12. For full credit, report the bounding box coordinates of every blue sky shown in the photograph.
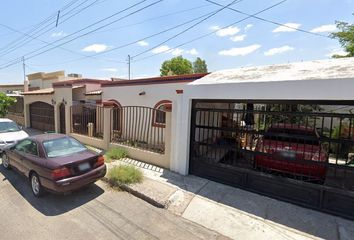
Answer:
[0,0,353,84]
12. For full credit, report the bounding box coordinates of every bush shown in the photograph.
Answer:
[105,147,128,162]
[107,165,143,185]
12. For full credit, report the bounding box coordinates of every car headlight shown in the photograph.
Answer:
[0,141,6,145]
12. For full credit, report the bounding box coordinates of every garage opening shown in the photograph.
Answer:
[29,101,55,132]
[190,99,354,219]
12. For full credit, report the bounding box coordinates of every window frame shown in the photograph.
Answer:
[152,100,172,128]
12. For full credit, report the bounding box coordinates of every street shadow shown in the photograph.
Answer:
[0,166,104,216]
[159,169,354,240]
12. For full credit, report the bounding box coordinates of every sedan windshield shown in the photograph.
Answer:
[43,137,87,158]
[0,121,20,133]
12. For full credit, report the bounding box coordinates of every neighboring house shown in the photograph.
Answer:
[26,71,82,91]
[22,78,109,133]
[0,84,24,93]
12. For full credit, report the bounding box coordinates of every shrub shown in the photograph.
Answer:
[105,147,128,162]
[107,165,143,185]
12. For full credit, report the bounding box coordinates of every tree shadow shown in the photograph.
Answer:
[0,166,104,216]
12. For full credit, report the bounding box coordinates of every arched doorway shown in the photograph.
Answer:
[29,101,55,132]
[59,103,66,134]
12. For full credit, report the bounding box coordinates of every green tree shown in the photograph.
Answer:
[331,18,354,58]
[193,57,208,73]
[160,56,193,76]
[0,92,16,117]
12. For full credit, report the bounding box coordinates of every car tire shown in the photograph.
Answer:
[2,153,11,170]
[30,173,45,198]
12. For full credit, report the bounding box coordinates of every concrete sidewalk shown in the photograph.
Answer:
[107,159,354,240]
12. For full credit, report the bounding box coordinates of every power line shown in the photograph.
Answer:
[92,3,213,34]
[132,0,242,59]
[26,5,222,67]
[0,23,125,65]
[205,0,331,39]
[0,0,161,69]
[132,0,287,62]
[0,0,82,53]
[0,0,101,57]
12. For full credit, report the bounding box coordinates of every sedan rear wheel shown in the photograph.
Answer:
[30,173,44,197]
[2,153,10,170]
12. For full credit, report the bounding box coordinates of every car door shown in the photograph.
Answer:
[20,139,42,177]
[8,139,30,173]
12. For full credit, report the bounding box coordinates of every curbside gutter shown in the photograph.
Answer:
[102,177,167,209]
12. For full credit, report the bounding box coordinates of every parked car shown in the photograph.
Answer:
[254,124,328,181]
[0,118,28,153]
[2,134,106,197]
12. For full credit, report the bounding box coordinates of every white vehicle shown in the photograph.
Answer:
[0,119,28,152]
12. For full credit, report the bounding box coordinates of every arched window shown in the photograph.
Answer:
[153,100,172,127]
[109,99,122,132]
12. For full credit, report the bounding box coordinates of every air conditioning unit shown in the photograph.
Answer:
[67,73,82,78]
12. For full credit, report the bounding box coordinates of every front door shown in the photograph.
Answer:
[59,103,66,134]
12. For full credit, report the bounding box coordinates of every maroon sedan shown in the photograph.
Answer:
[2,134,106,197]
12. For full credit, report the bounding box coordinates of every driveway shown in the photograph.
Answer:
[0,166,226,240]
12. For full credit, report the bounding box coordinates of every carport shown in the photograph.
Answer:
[173,57,354,219]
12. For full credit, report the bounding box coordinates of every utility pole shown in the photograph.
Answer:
[127,55,131,80]
[22,56,26,81]
[22,56,28,92]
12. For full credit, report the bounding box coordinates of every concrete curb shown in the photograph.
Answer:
[102,177,166,209]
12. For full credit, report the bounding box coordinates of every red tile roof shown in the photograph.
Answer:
[103,73,209,87]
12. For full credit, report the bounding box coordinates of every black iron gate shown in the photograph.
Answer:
[59,103,66,134]
[190,99,354,220]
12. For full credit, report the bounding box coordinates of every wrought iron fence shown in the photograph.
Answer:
[71,104,104,139]
[111,106,166,154]
[191,100,354,191]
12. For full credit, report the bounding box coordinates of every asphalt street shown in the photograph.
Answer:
[0,165,226,240]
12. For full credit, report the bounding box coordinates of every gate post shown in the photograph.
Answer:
[102,105,113,150]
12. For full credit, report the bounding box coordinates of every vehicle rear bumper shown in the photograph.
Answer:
[42,164,107,193]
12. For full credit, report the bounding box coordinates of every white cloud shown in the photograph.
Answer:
[151,45,171,54]
[171,48,184,56]
[186,48,199,55]
[137,40,149,46]
[230,34,246,42]
[100,68,118,72]
[310,24,337,33]
[264,45,294,56]
[244,24,253,31]
[211,25,240,37]
[219,44,261,56]
[326,48,347,57]
[51,31,67,37]
[82,44,109,53]
[272,23,301,33]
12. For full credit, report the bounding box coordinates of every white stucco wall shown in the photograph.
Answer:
[102,82,187,173]
[174,77,354,175]
[102,82,185,107]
